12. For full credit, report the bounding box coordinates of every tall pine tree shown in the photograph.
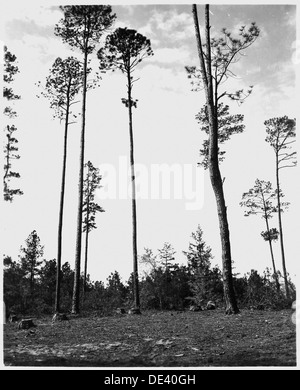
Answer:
[3,46,23,201]
[240,179,288,292]
[98,27,153,312]
[37,56,84,313]
[55,6,116,314]
[264,116,296,300]
[189,5,259,313]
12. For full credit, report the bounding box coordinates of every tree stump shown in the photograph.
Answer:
[128,308,141,315]
[18,319,36,330]
[52,313,69,322]
[206,301,216,310]
[116,308,126,314]
[189,305,202,312]
[9,314,19,323]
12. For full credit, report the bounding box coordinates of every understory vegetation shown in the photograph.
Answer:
[4,253,295,318]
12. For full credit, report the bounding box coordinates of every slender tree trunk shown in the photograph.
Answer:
[193,4,239,314]
[30,271,34,305]
[83,222,89,301]
[127,71,140,311]
[276,153,290,299]
[159,294,163,311]
[72,50,88,314]
[264,217,280,292]
[192,4,239,314]
[55,81,71,314]
[83,165,90,301]
[209,169,238,314]
[260,189,280,292]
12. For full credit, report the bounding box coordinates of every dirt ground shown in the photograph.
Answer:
[3,308,296,368]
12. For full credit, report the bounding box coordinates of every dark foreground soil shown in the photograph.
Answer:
[3,309,296,368]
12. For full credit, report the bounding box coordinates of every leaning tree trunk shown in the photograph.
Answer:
[127,71,140,311]
[72,50,88,314]
[275,153,290,300]
[263,210,280,292]
[55,81,71,314]
[208,157,239,314]
[192,4,239,314]
[266,224,280,292]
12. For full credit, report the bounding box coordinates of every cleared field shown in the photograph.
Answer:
[3,309,296,367]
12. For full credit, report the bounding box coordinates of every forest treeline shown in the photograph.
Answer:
[3,5,297,317]
[3,226,295,318]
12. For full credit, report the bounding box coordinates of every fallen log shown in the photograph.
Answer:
[18,319,36,330]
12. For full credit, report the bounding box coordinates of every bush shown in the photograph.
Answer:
[235,268,296,310]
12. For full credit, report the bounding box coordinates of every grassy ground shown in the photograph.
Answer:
[3,308,296,367]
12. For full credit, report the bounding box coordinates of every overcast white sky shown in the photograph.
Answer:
[1,1,299,287]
